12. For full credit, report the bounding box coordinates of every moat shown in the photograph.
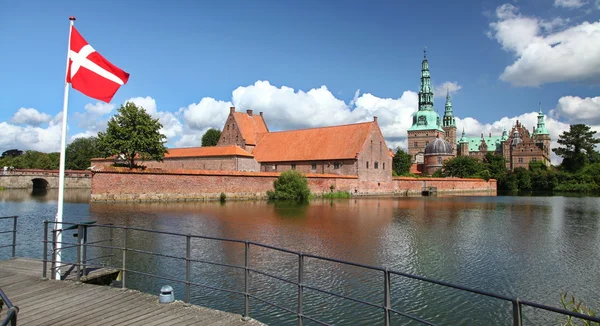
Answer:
[1,189,599,325]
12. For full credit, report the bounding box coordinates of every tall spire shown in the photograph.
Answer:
[459,127,467,143]
[534,101,549,135]
[418,46,434,111]
[443,88,456,127]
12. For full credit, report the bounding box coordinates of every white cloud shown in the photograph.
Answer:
[10,108,51,126]
[434,82,462,98]
[550,95,600,125]
[488,4,600,86]
[0,119,63,153]
[74,102,115,135]
[84,102,114,116]
[554,0,587,8]
[126,96,183,140]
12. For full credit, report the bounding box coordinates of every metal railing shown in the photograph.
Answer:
[0,287,19,326]
[0,216,17,258]
[42,221,600,326]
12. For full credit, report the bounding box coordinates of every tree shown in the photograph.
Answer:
[482,153,508,180]
[267,170,311,201]
[97,102,168,168]
[10,150,56,169]
[440,156,484,178]
[66,137,102,170]
[201,128,222,147]
[1,149,23,159]
[392,147,413,176]
[553,124,600,172]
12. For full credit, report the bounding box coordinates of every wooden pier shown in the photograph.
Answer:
[0,258,265,326]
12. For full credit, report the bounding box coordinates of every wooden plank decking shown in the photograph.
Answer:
[0,258,266,326]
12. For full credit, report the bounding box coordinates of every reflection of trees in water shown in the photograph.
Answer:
[272,201,309,219]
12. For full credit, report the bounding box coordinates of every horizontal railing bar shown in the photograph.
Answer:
[302,284,382,310]
[0,244,15,249]
[0,230,14,234]
[388,308,436,325]
[389,269,513,302]
[0,216,17,219]
[124,269,244,296]
[188,257,244,271]
[84,239,113,245]
[248,294,300,317]
[123,247,186,261]
[84,254,115,262]
[248,241,302,255]
[520,299,600,323]
[248,268,297,286]
[303,253,386,272]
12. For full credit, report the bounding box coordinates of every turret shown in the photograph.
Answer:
[534,102,550,136]
[458,128,469,156]
[442,89,457,155]
[418,48,434,111]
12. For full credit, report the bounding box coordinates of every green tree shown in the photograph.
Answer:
[267,170,311,201]
[10,150,55,169]
[201,128,222,147]
[392,147,413,176]
[553,124,600,172]
[440,156,483,178]
[66,137,102,170]
[97,102,168,168]
[1,149,23,159]
[483,153,508,180]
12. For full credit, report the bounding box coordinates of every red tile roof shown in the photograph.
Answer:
[165,145,253,158]
[233,112,268,145]
[253,122,374,162]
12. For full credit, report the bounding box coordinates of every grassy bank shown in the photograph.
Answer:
[311,191,352,199]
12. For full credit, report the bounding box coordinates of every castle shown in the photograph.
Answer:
[407,50,551,175]
[93,50,551,178]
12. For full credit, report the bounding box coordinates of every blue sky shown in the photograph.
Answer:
[1,0,599,162]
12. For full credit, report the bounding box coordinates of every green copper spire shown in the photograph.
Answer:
[418,47,434,111]
[534,102,549,135]
[443,89,456,128]
[409,48,443,132]
[459,128,468,143]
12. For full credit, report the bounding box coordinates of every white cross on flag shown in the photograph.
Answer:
[67,26,129,103]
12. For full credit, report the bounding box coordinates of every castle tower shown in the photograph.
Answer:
[458,128,469,156]
[533,102,551,166]
[442,89,457,155]
[407,48,445,163]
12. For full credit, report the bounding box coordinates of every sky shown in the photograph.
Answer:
[1,0,599,164]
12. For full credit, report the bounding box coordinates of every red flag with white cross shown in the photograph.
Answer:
[67,26,130,103]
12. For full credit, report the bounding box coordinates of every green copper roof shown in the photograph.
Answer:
[459,128,468,143]
[408,110,444,131]
[501,128,508,141]
[463,136,503,152]
[443,89,456,128]
[534,103,549,135]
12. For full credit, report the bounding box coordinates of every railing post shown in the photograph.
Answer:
[82,225,88,276]
[298,253,304,326]
[108,224,114,268]
[121,227,128,289]
[42,220,48,280]
[243,241,250,321]
[185,235,191,304]
[384,269,391,326]
[512,299,522,326]
[11,216,17,258]
[51,229,58,280]
[76,224,82,282]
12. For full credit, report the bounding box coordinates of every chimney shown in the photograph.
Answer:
[489,132,491,137]
[229,107,235,113]
[246,109,253,116]
[373,116,378,123]
[259,112,263,117]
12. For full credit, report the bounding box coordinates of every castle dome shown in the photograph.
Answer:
[425,136,453,155]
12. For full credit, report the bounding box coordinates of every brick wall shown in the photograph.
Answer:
[92,156,260,172]
[217,110,245,148]
[357,121,393,183]
[91,169,496,202]
[260,159,357,175]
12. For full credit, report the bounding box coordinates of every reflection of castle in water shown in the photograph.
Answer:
[0,188,91,203]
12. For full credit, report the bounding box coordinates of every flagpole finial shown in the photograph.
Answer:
[69,16,76,21]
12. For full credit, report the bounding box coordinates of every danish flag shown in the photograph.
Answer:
[67,26,129,103]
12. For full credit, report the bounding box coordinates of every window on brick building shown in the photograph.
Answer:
[437,157,442,165]
[375,162,379,169]
[291,164,296,170]
[366,161,369,169]
[383,162,385,170]
[227,125,229,130]
[518,158,523,163]
[273,165,277,170]
[236,135,238,142]
[311,163,317,170]
[414,142,418,147]
[425,141,429,146]
[333,162,340,169]
[531,157,537,163]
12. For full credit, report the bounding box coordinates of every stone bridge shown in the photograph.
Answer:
[0,169,91,189]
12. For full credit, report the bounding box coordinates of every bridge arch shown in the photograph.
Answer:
[32,178,49,189]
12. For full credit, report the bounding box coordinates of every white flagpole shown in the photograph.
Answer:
[54,16,76,281]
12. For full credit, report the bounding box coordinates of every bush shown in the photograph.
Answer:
[267,170,311,201]
[560,292,599,326]
[220,192,226,202]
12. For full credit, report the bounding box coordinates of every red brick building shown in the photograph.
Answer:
[92,107,392,184]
